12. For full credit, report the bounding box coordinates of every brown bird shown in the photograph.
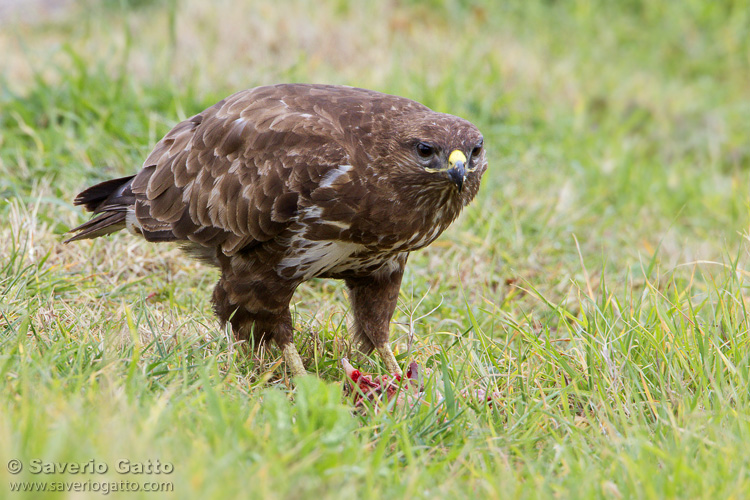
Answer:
[66,84,487,377]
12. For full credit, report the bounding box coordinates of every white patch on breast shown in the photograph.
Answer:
[319,164,353,188]
[278,237,365,280]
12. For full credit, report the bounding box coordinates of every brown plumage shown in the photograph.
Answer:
[67,83,487,376]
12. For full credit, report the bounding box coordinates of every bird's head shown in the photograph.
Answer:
[411,134,485,196]
[377,111,487,210]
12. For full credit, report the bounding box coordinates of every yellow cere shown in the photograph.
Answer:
[449,150,467,166]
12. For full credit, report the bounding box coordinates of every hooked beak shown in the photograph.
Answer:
[448,150,467,193]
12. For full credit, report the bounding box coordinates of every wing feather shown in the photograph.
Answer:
[127,83,430,255]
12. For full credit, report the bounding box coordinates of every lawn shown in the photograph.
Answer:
[1,0,750,498]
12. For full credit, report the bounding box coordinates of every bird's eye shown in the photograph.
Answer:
[416,142,435,158]
[471,140,483,158]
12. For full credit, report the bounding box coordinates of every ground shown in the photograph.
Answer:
[1,0,750,498]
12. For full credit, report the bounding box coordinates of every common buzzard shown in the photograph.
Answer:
[66,84,487,377]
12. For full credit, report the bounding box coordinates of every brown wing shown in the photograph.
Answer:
[129,85,355,255]
[128,84,434,255]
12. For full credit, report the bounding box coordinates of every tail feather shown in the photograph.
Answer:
[65,175,136,243]
[73,175,135,211]
[64,211,127,242]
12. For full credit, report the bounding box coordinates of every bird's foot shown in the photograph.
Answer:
[280,342,307,377]
[375,343,402,376]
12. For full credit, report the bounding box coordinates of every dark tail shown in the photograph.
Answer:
[65,175,136,243]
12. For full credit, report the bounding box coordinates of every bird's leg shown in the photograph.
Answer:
[254,308,308,378]
[279,341,307,378]
[375,344,401,375]
[213,276,306,377]
[345,256,407,376]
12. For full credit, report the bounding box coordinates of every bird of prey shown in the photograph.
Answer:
[66,84,487,377]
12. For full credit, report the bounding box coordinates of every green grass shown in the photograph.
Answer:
[2,0,750,498]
